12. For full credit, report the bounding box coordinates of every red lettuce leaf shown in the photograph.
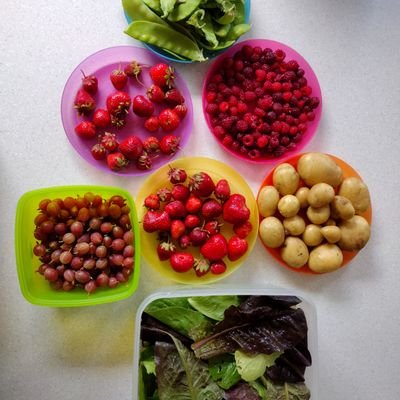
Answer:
[224,382,260,400]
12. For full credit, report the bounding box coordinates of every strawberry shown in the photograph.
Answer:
[227,236,248,261]
[165,88,184,106]
[168,167,187,184]
[157,241,176,261]
[210,260,227,275]
[164,200,186,219]
[136,152,152,170]
[124,60,143,82]
[185,195,202,214]
[74,89,95,115]
[91,143,106,160]
[204,220,221,236]
[110,114,126,128]
[160,135,180,155]
[147,84,164,103]
[190,227,209,247]
[222,194,250,224]
[233,220,253,239]
[214,179,231,202]
[174,104,188,120]
[194,258,210,277]
[107,152,128,171]
[132,95,154,118]
[143,136,160,153]
[171,219,185,240]
[144,194,160,210]
[149,63,175,89]
[144,116,160,133]
[101,132,119,151]
[106,91,131,116]
[81,71,98,94]
[184,214,201,229]
[157,187,172,202]
[92,109,111,128]
[118,136,143,160]
[143,210,171,232]
[189,172,215,197]
[74,121,96,139]
[172,184,190,202]
[110,65,127,90]
[201,234,228,261]
[170,252,194,273]
[201,199,222,220]
[178,234,191,249]
[158,109,180,131]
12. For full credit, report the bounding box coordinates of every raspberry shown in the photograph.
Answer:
[228,95,238,106]
[242,134,254,147]
[211,73,223,84]
[248,149,261,159]
[286,60,299,71]
[266,111,277,123]
[258,123,271,134]
[255,69,266,81]
[270,136,280,148]
[237,102,248,114]
[302,86,312,96]
[252,131,261,141]
[271,121,282,132]
[280,136,290,146]
[258,96,273,110]
[230,106,238,116]
[293,90,302,99]
[274,146,287,157]
[222,134,234,147]
[281,122,290,134]
[283,92,292,102]
[236,120,249,133]
[307,111,315,121]
[206,103,218,115]
[213,126,225,138]
[266,72,276,81]
[272,82,282,92]
[219,102,229,113]
[241,44,253,58]
[299,113,308,123]
[274,49,286,61]
[298,123,307,133]
[254,87,264,98]
[206,91,216,102]
[293,133,302,143]
[263,81,273,92]
[243,66,253,78]
[282,82,292,92]
[231,86,241,96]
[254,107,266,118]
[222,57,234,69]
[231,141,240,151]
[289,126,298,135]
[244,91,257,102]
[256,135,268,149]
[221,116,236,130]
[234,60,244,71]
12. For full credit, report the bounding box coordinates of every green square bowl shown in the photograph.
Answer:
[15,185,140,307]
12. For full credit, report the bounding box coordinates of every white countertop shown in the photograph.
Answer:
[1,0,400,399]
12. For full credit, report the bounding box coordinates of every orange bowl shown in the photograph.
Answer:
[257,153,372,274]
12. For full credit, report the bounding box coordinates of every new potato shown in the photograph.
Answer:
[283,215,306,236]
[259,217,285,248]
[338,177,371,213]
[306,205,330,225]
[338,215,371,251]
[302,224,323,247]
[295,187,310,208]
[330,196,355,220]
[257,186,280,218]
[307,183,335,208]
[272,163,300,195]
[321,226,341,243]
[278,195,300,218]
[308,244,343,273]
[281,237,309,268]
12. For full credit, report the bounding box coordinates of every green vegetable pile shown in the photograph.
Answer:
[138,295,312,399]
[122,0,251,61]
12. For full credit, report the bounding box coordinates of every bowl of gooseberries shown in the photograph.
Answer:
[15,186,140,307]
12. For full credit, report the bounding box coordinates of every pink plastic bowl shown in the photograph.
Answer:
[61,46,193,175]
[202,39,322,164]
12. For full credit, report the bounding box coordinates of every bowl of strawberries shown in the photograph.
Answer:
[136,157,259,284]
[61,45,193,175]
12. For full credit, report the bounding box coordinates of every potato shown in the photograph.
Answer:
[281,237,309,268]
[321,226,342,243]
[302,224,323,246]
[272,163,300,195]
[338,215,371,251]
[325,219,337,226]
[338,177,371,213]
[278,195,300,218]
[306,205,330,224]
[258,186,280,217]
[308,244,343,273]
[307,183,335,208]
[297,153,343,187]
[283,215,306,236]
[259,217,285,248]
[295,187,310,208]
[330,195,355,220]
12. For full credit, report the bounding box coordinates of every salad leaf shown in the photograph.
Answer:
[208,354,241,389]
[249,380,268,399]
[260,377,311,400]
[235,350,281,382]
[188,295,240,321]
[224,382,261,400]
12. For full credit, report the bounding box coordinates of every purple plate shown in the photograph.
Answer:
[61,46,193,175]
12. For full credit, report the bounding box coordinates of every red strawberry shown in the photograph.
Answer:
[143,136,160,153]
[171,219,185,240]
[201,199,222,220]
[158,109,180,131]
[214,179,231,202]
[168,167,187,184]
[74,121,96,139]
[210,260,227,275]
[157,187,172,202]
[178,234,191,249]
[201,234,228,261]
[144,116,159,132]
[165,88,184,106]
[222,194,250,224]
[110,114,126,128]
[92,109,111,128]
[110,66,127,90]
[144,194,160,210]
[204,220,221,236]
[157,241,176,261]
[189,172,215,197]
[170,252,194,273]
[194,258,210,277]
[147,84,164,103]
[190,227,209,247]
[81,71,98,94]
[124,60,143,82]
[91,143,107,160]
[132,95,154,117]
[74,89,95,115]
[101,132,119,151]
[185,195,202,214]
[119,136,143,160]
[149,63,175,89]
[164,200,186,218]
[184,214,201,229]
[160,135,180,155]
[172,184,190,202]
[107,152,128,171]
[136,152,152,170]
[233,220,253,239]
[106,91,131,116]
[143,210,171,232]
[227,236,248,261]
[174,104,188,120]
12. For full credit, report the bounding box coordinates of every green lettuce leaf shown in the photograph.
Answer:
[188,295,240,321]
[260,377,311,400]
[208,354,241,389]
[249,380,268,399]
[235,350,281,382]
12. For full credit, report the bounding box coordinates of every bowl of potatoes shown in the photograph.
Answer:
[257,152,372,274]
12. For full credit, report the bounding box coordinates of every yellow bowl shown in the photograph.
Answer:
[136,157,259,284]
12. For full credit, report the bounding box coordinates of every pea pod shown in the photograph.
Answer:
[124,20,206,61]
[160,0,178,17]
[233,0,246,23]
[215,8,236,25]
[142,0,162,13]
[190,12,219,48]
[122,0,167,26]
[168,0,202,22]
[226,23,250,40]
[202,39,235,51]
[214,23,231,37]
